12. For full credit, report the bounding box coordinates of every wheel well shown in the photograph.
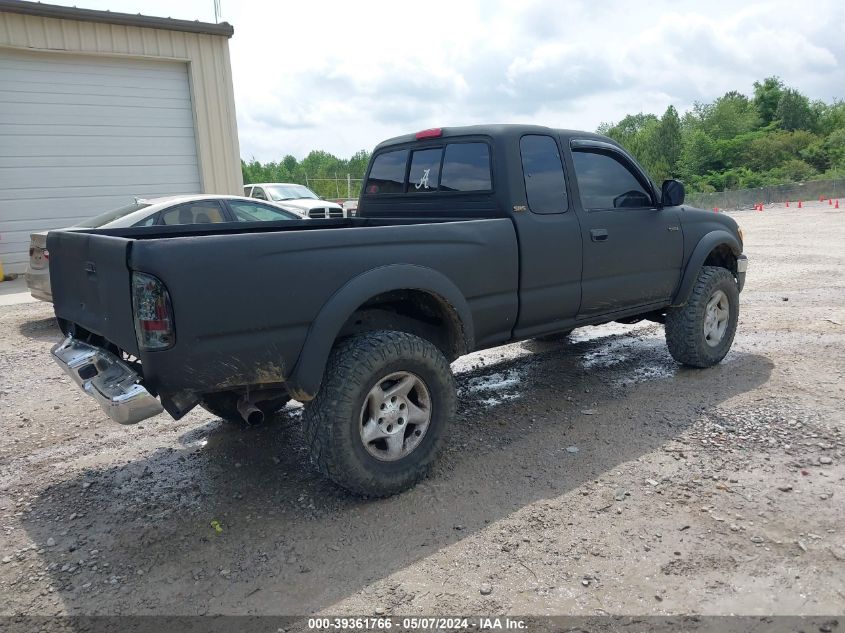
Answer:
[337,289,467,361]
[703,244,737,274]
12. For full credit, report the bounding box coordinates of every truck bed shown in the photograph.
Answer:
[48,216,520,413]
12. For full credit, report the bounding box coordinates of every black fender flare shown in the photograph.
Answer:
[671,230,742,306]
[286,264,475,400]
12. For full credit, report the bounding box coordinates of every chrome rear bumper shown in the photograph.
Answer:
[51,336,163,425]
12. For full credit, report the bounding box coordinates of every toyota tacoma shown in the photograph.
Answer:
[47,125,748,497]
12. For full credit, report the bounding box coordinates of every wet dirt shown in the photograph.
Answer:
[0,203,843,617]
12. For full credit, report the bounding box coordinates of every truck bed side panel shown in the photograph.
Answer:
[128,219,518,400]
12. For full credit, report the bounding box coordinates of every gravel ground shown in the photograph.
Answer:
[0,203,843,618]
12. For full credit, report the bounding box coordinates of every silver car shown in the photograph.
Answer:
[26,195,299,302]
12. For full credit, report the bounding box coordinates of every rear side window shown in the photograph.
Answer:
[440,143,491,192]
[366,149,408,194]
[160,200,226,225]
[229,200,296,222]
[520,135,568,214]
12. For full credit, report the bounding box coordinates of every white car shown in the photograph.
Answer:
[244,183,346,218]
[26,195,299,302]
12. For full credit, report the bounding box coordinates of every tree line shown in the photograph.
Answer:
[242,77,845,196]
[599,77,845,192]
[241,150,371,200]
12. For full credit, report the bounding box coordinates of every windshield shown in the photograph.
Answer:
[77,202,151,228]
[265,184,319,201]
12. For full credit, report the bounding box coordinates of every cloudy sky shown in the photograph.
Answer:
[47,0,845,161]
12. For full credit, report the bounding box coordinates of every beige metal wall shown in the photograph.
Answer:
[0,10,243,195]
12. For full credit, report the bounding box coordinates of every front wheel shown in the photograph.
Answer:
[302,331,456,497]
[665,266,739,367]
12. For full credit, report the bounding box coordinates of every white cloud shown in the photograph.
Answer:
[43,0,845,160]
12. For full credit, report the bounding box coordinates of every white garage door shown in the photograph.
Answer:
[0,48,201,274]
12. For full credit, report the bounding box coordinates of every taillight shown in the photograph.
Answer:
[131,272,175,350]
[43,249,49,260]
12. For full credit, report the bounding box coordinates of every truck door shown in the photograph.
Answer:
[511,134,583,338]
[566,141,683,316]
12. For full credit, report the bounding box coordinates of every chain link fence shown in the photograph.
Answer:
[292,175,844,210]
[303,175,364,201]
[686,178,843,210]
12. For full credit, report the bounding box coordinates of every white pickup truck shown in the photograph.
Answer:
[244,183,346,219]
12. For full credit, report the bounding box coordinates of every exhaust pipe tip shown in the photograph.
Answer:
[236,396,265,426]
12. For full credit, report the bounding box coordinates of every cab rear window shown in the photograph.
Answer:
[408,148,441,193]
[365,149,407,194]
[365,142,491,194]
[440,143,491,192]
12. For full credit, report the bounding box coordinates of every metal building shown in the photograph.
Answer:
[0,0,242,274]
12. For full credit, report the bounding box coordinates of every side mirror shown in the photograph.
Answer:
[661,179,685,207]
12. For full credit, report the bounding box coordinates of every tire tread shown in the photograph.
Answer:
[665,265,738,367]
[302,331,455,497]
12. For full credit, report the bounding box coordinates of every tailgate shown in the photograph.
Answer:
[47,230,139,354]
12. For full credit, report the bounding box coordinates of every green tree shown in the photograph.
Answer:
[241,150,371,199]
[753,76,785,125]
[699,91,760,140]
[656,105,682,176]
[775,88,816,131]
[677,129,719,179]
[740,130,817,171]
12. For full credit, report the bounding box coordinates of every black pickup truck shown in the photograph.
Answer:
[48,124,747,496]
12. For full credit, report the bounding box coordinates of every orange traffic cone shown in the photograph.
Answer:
[819,194,825,202]
[713,207,718,213]
[836,199,840,209]
[798,200,803,209]
[786,200,790,207]
[829,198,833,205]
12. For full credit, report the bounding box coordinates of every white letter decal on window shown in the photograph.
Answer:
[415,168,431,190]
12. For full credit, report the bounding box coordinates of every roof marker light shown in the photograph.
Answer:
[415,128,442,140]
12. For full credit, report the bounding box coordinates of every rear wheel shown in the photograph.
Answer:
[200,392,290,425]
[665,266,739,367]
[302,330,456,497]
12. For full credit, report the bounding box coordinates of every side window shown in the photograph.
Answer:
[160,200,226,225]
[365,149,408,194]
[243,186,252,197]
[520,135,568,214]
[572,150,653,210]
[440,143,491,192]
[229,200,295,222]
[407,148,442,193]
[251,187,268,201]
[134,214,158,227]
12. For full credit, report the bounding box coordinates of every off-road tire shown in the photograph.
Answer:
[200,392,290,425]
[665,266,739,367]
[302,331,456,497]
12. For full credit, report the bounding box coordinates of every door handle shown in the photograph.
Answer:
[590,229,609,242]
